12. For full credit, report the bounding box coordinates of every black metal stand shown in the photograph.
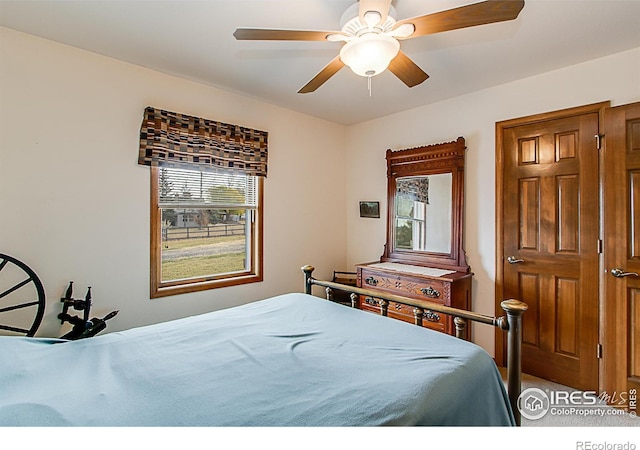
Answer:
[58,282,118,340]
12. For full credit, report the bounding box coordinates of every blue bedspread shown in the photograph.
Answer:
[0,293,514,426]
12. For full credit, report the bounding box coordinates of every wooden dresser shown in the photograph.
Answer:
[361,138,472,337]
[356,262,472,338]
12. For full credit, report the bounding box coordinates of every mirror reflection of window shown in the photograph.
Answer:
[394,174,452,253]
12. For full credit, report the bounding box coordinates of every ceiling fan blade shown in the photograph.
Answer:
[388,51,429,88]
[393,0,525,39]
[298,56,345,94]
[234,28,341,41]
[359,0,393,26]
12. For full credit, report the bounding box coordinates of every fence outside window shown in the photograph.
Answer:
[162,223,245,241]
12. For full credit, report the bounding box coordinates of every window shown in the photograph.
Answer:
[138,106,268,298]
[151,166,263,297]
[395,195,427,250]
[395,176,429,251]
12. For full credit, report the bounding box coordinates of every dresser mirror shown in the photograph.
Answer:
[381,137,470,272]
[394,173,452,254]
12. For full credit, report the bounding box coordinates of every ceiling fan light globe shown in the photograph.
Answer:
[339,33,400,77]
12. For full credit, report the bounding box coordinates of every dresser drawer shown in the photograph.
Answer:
[359,295,446,332]
[356,263,472,338]
[360,268,448,302]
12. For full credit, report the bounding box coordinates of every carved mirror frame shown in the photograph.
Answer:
[381,137,470,272]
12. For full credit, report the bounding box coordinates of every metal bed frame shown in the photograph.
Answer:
[302,265,528,425]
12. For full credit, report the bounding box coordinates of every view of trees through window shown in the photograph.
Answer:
[157,168,255,282]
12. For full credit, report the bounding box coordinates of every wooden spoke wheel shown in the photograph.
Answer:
[0,253,45,337]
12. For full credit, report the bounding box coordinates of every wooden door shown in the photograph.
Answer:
[602,102,640,406]
[496,103,606,391]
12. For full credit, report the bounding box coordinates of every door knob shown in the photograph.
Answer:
[507,256,525,264]
[610,268,639,278]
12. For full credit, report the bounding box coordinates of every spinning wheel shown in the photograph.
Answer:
[0,253,45,337]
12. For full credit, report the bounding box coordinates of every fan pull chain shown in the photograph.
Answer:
[366,70,375,97]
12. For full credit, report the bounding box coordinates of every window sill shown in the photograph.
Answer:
[151,272,263,298]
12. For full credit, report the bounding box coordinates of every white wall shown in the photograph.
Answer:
[3,25,639,352]
[346,47,640,354]
[0,27,347,337]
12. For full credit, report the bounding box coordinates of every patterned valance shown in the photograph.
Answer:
[138,107,268,177]
[396,177,429,204]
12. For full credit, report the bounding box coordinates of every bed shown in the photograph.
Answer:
[0,266,526,427]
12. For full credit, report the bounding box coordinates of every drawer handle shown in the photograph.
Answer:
[423,310,440,322]
[365,276,378,286]
[394,303,403,311]
[364,296,379,306]
[421,286,440,298]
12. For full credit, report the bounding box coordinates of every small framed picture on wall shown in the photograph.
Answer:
[359,201,380,218]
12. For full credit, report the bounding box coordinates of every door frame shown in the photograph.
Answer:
[494,101,610,392]
[601,102,640,401]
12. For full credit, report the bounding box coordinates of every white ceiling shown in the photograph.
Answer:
[1,0,639,125]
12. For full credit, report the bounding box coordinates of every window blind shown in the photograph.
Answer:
[158,167,258,209]
[397,176,430,204]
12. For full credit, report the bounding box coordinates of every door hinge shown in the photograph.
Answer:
[597,343,603,359]
[595,134,604,150]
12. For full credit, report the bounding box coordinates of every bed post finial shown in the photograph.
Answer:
[350,293,358,309]
[500,299,528,426]
[453,317,467,340]
[302,265,315,295]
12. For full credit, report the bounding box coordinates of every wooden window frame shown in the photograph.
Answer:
[150,167,264,298]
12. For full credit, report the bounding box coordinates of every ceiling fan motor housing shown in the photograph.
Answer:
[339,3,398,36]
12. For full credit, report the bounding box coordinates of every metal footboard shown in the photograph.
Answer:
[302,265,527,425]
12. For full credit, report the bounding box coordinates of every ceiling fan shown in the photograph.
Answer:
[234,0,525,94]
